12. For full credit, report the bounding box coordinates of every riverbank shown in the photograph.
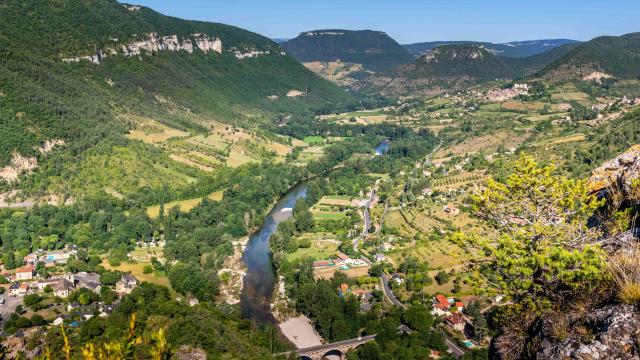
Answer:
[217,237,248,304]
[278,315,323,349]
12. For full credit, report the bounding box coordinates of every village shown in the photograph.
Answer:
[0,246,141,333]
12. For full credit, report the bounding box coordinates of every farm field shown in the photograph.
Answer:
[318,195,353,206]
[434,131,530,158]
[431,171,486,190]
[286,235,340,262]
[384,210,417,236]
[146,190,224,218]
[530,133,587,147]
[101,259,172,290]
[314,264,370,280]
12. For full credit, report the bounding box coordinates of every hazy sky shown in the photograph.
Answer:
[128,0,639,44]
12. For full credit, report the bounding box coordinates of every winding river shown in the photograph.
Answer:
[240,183,308,323]
[240,141,390,324]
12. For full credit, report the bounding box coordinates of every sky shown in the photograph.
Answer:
[129,0,640,44]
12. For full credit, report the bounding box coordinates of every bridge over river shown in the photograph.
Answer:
[282,334,376,360]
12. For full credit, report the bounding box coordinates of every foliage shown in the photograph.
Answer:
[454,155,608,301]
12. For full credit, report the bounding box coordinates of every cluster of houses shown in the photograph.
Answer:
[53,302,119,326]
[8,271,138,299]
[477,84,529,103]
[21,247,78,272]
[432,294,469,332]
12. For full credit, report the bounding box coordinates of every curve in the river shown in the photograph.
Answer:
[240,140,389,324]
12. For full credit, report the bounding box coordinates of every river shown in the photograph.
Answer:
[240,182,308,323]
[240,140,389,324]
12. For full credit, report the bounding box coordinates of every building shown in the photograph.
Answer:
[336,252,352,264]
[443,204,460,216]
[374,253,386,263]
[455,301,465,312]
[23,254,38,266]
[15,265,35,281]
[380,242,394,252]
[37,278,74,298]
[391,274,404,285]
[74,272,102,293]
[115,273,137,295]
[445,313,467,332]
[432,294,452,316]
[421,188,433,196]
[558,103,572,111]
[10,282,29,297]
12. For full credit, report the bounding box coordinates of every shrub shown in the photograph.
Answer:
[609,246,640,305]
[143,265,153,274]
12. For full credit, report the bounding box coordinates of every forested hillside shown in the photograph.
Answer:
[0,0,356,172]
[281,30,415,72]
[539,32,640,80]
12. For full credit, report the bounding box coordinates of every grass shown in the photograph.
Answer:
[101,259,172,290]
[312,211,348,220]
[388,239,471,269]
[318,195,352,206]
[286,237,339,262]
[384,210,417,236]
[146,190,224,218]
[531,133,587,147]
[303,136,325,145]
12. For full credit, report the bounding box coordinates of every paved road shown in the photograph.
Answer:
[442,331,466,357]
[354,188,375,251]
[379,273,405,309]
[379,274,465,358]
[0,294,24,335]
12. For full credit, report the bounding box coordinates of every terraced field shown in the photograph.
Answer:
[431,171,486,190]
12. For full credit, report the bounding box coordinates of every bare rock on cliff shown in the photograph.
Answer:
[588,144,640,200]
[536,304,640,360]
[172,345,207,360]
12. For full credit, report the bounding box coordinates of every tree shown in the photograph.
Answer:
[30,314,46,326]
[435,271,450,285]
[454,155,607,301]
[402,304,434,332]
[293,200,314,233]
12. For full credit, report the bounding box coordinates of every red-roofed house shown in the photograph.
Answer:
[445,313,467,332]
[15,265,35,281]
[336,253,351,262]
[432,294,451,316]
[455,302,465,312]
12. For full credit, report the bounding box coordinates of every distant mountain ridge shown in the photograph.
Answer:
[538,32,640,81]
[404,39,580,58]
[281,29,415,72]
[356,42,578,96]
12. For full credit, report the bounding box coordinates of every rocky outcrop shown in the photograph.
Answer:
[0,153,38,182]
[536,304,640,360]
[588,144,640,197]
[173,345,207,360]
[62,33,222,64]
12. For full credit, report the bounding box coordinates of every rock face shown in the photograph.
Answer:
[588,144,640,197]
[62,32,222,64]
[536,304,640,360]
[0,153,38,182]
[173,345,207,360]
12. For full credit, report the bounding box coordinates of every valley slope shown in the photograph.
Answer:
[0,0,358,199]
